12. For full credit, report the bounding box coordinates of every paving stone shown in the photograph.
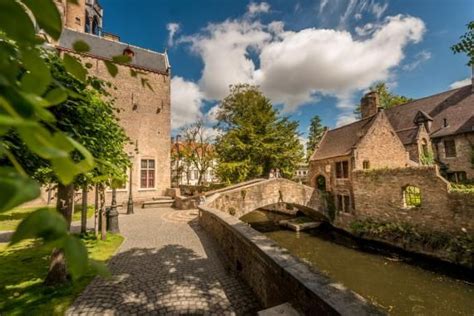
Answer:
[67,208,260,315]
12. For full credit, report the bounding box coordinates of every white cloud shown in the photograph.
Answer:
[371,2,388,19]
[336,113,357,127]
[171,76,204,129]
[247,2,270,16]
[177,7,425,124]
[402,50,431,71]
[319,0,330,14]
[257,15,425,111]
[167,23,180,47]
[449,77,471,89]
[355,22,378,36]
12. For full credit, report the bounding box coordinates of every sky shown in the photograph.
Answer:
[100,0,473,140]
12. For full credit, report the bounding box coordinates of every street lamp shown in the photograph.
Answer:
[127,140,139,215]
[175,134,181,186]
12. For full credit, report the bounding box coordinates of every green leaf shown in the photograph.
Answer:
[68,136,95,171]
[21,0,63,40]
[20,48,52,95]
[45,87,68,106]
[0,168,40,212]
[51,157,77,184]
[103,60,118,78]
[18,126,69,160]
[72,40,91,53]
[63,54,87,82]
[63,235,88,278]
[0,0,36,43]
[112,55,131,64]
[10,208,68,244]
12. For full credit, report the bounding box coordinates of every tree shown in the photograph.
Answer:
[214,84,303,183]
[179,120,217,185]
[0,0,132,286]
[354,83,413,118]
[451,21,474,66]
[306,115,325,161]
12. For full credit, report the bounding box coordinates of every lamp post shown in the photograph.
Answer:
[107,187,120,233]
[127,159,134,215]
[127,140,139,215]
[176,134,182,186]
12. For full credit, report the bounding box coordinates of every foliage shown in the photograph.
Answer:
[450,183,474,194]
[350,219,473,267]
[419,148,434,166]
[174,120,217,185]
[0,206,94,232]
[0,234,123,315]
[354,82,413,118]
[214,84,304,183]
[306,115,325,161]
[451,21,474,66]
[0,0,130,282]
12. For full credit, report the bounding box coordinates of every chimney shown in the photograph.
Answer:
[471,64,474,93]
[360,91,380,119]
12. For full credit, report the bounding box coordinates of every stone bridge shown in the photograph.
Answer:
[204,178,327,220]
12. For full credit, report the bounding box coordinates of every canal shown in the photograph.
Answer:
[240,210,474,315]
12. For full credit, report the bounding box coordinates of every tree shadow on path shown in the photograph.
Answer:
[68,240,260,315]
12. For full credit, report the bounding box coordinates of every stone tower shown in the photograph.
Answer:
[55,0,103,34]
[51,1,172,204]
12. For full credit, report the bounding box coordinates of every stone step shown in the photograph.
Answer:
[142,199,174,209]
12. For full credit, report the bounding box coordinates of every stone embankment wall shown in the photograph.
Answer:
[198,206,383,315]
[348,166,473,233]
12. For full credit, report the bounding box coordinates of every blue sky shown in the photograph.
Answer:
[101,0,473,138]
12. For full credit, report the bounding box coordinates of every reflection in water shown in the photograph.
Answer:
[241,210,474,315]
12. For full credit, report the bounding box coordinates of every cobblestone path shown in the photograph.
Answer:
[67,208,260,315]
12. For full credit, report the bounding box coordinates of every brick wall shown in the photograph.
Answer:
[434,133,474,180]
[354,113,408,170]
[74,54,171,204]
[349,166,473,233]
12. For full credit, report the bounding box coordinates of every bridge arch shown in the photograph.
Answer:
[203,178,328,221]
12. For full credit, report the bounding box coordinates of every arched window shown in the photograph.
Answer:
[85,12,91,33]
[403,185,421,208]
[315,175,326,191]
[92,16,99,35]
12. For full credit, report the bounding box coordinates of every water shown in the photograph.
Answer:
[241,210,474,315]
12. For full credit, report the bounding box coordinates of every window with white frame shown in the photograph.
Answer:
[140,159,155,188]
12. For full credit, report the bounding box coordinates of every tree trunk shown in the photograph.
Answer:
[94,184,99,237]
[81,184,88,234]
[99,184,107,241]
[44,248,69,286]
[56,183,75,230]
[44,183,74,286]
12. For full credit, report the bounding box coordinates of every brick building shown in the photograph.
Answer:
[50,0,171,204]
[309,82,474,213]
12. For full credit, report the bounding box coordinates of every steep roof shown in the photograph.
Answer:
[310,115,377,161]
[57,28,169,74]
[385,84,474,139]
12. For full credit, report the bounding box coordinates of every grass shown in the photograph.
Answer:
[0,206,94,232]
[0,233,124,315]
